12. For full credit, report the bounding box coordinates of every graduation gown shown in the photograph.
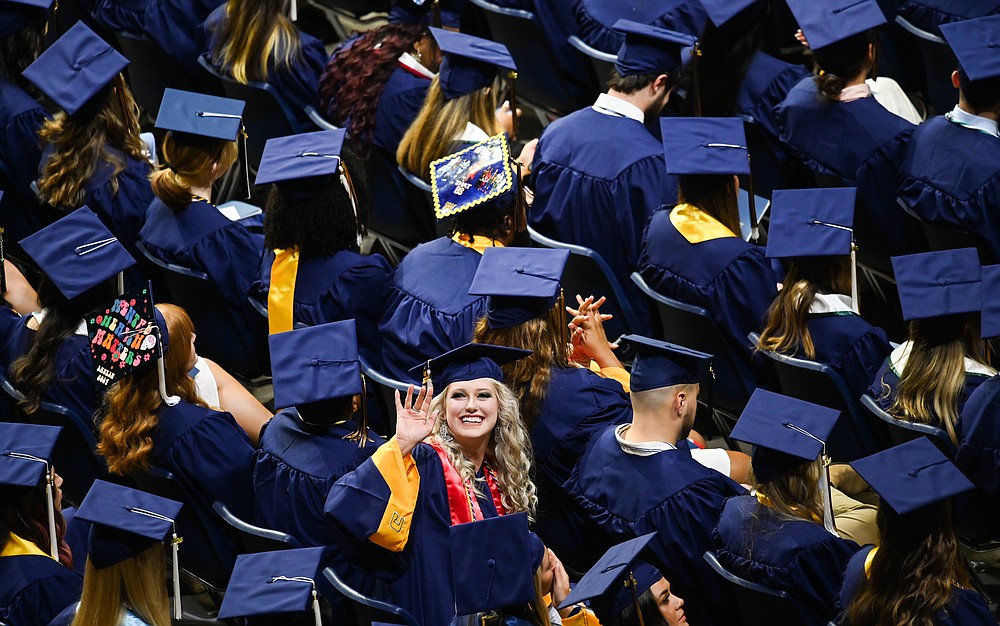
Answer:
[377,236,489,383]
[898,115,1000,262]
[564,426,746,626]
[530,105,679,334]
[735,51,810,141]
[837,546,995,625]
[252,249,391,367]
[0,534,82,626]
[151,400,256,521]
[372,65,432,157]
[958,374,1000,498]
[0,77,51,243]
[714,495,860,626]
[571,0,707,54]
[896,0,1000,35]
[139,197,263,309]
[638,204,781,355]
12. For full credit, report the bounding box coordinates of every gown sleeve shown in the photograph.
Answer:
[957,377,1000,497]
[838,326,892,404]
[711,247,782,354]
[190,223,264,309]
[4,564,82,626]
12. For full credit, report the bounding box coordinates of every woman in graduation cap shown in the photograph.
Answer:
[838,439,995,626]
[325,342,536,626]
[201,0,328,129]
[24,23,153,264]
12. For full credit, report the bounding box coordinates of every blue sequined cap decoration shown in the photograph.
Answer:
[430,134,516,220]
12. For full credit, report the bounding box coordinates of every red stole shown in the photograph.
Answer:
[428,440,506,525]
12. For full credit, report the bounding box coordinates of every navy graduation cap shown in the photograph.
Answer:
[218,547,326,625]
[269,319,363,410]
[430,134,518,220]
[255,129,348,186]
[450,512,541,616]
[661,117,750,176]
[891,248,982,321]
[0,423,62,558]
[699,0,760,28]
[155,88,245,141]
[981,265,1000,339]
[0,0,54,38]
[409,342,531,391]
[618,334,711,393]
[430,27,516,100]
[613,19,697,77]
[468,247,571,329]
[19,207,136,300]
[940,14,1000,82]
[22,21,129,116]
[785,0,886,51]
[558,533,659,621]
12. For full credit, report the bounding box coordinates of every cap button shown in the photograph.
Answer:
[310,358,320,366]
[487,559,496,569]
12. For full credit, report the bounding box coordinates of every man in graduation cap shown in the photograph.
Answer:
[564,335,746,626]
[572,0,707,55]
[529,19,694,335]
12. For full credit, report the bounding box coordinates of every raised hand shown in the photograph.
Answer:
[395,384,439,458]
[567,294,621,369]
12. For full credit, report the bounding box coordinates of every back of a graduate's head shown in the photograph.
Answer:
[151,132,239,211]
[812,29,877,101]
[689,9,763,117]
[678,173,739,234]
[0,10,46,83]
[606,69,678,96]
[449,183,522,244]
[75,542,170,626]
[0,482,72,568]
[212,0,300,84]
[751,456,824,522]
[957,66,1000,114]
[296,395,358,426]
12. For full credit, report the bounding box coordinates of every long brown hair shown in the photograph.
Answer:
[37,74,145,209]
[678,174,740,235]
[0,483,73,569]
[212,0,301,83]
[843,504,969,626]
[758,257,852,359]
[150,132,238,210]
[72,543,170,626]
[753,458,824,525]
[98,304,207,475]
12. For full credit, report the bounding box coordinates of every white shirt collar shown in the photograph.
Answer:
[592,93,645,124]
[397,52,435,79]
[946,105,1000,138]
[615,423,676,456]
[889,340,997,377]
[31,310,88,336]
[457,122,490,143]
[808,292,855,315]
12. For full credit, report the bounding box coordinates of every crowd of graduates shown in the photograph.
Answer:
[2,0,1000,624]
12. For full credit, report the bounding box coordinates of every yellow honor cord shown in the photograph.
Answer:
[669,204,739,244]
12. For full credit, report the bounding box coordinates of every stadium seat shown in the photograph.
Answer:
[323,566,420,626]
[859,393,953,452]
[567,35,616,88]
[703,551,808,625]
[893,15,958,116]
[212,501,303,553]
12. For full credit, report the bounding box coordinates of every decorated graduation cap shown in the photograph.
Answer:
[699,0,761,28]
[19,207,135,300]
[218,547,326,625]
[468,247,571,329]
[941,14,1000,82]
[450,513,541,615]
[559,533,660,622]
[269,320,363,409]
[785,0,886,52]
[731,389,840,532]
[430,134,519,221]
[74,480,184,618]
[0,423,62,558]
[891,248,982,321]
[430,27,516,100]
[409,342,531,391]
[0,0,53,38]
[618,334,711,392]
[981,265,1000,339]
[766,187,859,312]
[22,21,129,116]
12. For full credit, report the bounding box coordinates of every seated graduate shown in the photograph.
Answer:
[2,208,135,423]
[638,117,781,356]
[757,187,891,456]
[96,300,257,521]
[0,424,82,626]
[564,336,746,626]
[378,134,527,383]
[838,439,995,626]
[898,15,1000,262]
[250,129,390,367]
[868,248,996,443]
[715,390,865,625]
[530,20,691,335]
[52,481,185,626]
[894,0,1000,36]
[571,0,707,55]
[24,23,153,265]
[216,547,328,626]
[325,343,536,626]
[139,88,263,311]
[200,0,328,129]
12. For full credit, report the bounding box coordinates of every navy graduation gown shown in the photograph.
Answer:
[252,249,391,367]
[867,347,993,417]
[0,547,81,626]
[151,400,256,521]
[564,426,746,626]
[0,77,51,243]
[735,51,810,141]
[377,236,488,383]
[571,0,707,54]
[898,116,1000,262]
[530,106,679,334]
[806,313,891,406]
[896,0,1000,35]
[957,374,1000,498]
[715,495,860,626]
[372,66,431,157]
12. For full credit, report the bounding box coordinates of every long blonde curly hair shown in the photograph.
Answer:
[427,380,537,519]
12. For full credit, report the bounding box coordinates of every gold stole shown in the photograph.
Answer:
[268,248,300,335]
[669,203,738,244]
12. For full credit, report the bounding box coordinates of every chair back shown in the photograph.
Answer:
[527,226,641,339]
[355,153,434,265]
[567,35,616,87]
[211,501,302,553]
[859,393,954,452]
[115,32,220,119]
[894,16,958,115]
[359,356,409,437]
[896,197,995,264]
[703,551,807,625]
[323,566,420,626]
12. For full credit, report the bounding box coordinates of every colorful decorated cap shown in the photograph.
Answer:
[430,134,518,220]
[87,287,166,389]
[850,438,975,515]
[19,207,136,300]
[765,187,856,258]
[155,88,245,141]
[0,423,61,488]
[661,117,750,175]
[699,0,761,28]
[0,0,54,38]
[468,247,570,329]
[255,129,348,186]
[217,547,326,621]
[431,27,516,99]
[269,320,363,409]
[619,335,711,392]
[559,533,660,621]
[74,480,182,569]
[891,248,982,321]
[613,19,696,77]
[785,0,886,51]
[450,513,542,615]
[731,389,841,483]
[941,14,1000,82]
[981,265,1000,339]
[22,21,129,115]
[408,342,531,391]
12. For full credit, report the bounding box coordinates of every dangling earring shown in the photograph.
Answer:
[438,421,453,442]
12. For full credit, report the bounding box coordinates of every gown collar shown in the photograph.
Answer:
[452,232,505,255]
[0,533,54,560]
[669,204,738,244]
[888,340,997,378]
[397,51,435,79]
[809,292,855,315]
[614,423,676,456]
[946,105,1000,138]
[592,93,644,124]
[31,310,88,336]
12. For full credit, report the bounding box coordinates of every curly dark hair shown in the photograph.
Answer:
[0,11,45,90]
[320,23,429,152]
[263,145,371,258]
